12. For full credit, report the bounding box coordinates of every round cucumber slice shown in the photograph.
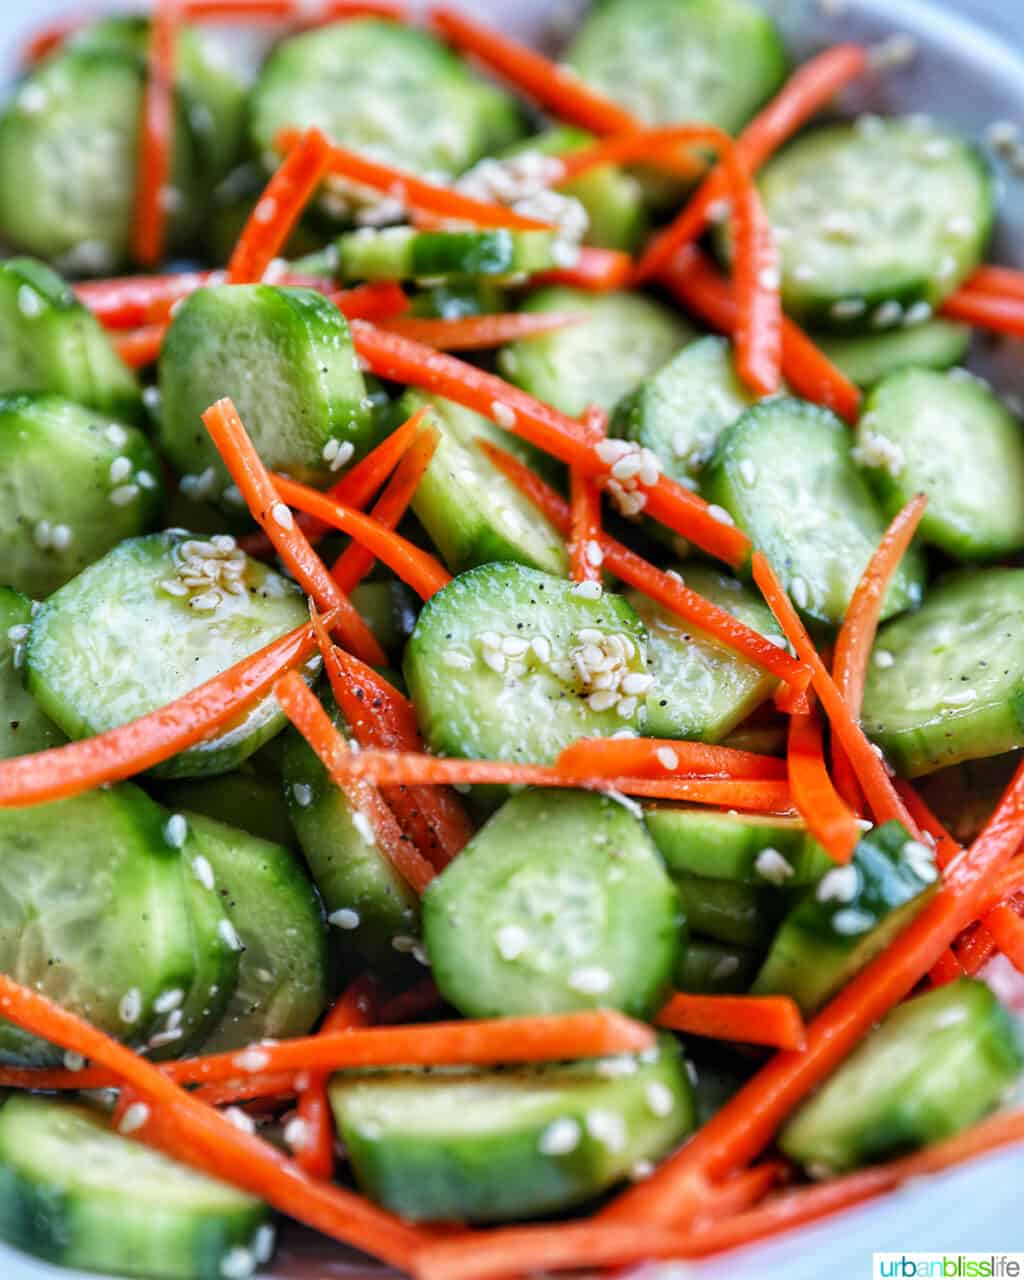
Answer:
[0,588,63,761]
[814,319,971,388]
[423,789,682,1020]
[26,531,312,778]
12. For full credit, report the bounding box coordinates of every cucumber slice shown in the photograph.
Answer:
[0,49,206,272]
[282,700,420,976]
[677,937,760,995]
[498,287,693,417]
[153,770,297,851]
[856,369,1024,561]
[0,393,162,597]
[644,808,833,886]
[401,391,569,577]
[780,979,1023,1175]
[754,118,993,330]
[0,785,201,1064]
[703,398,926,627]
[0,1096,270,1280]
[335,227,561,284]
[184,812,328,1052]
[350,580,420,659]
[408,280,506,319]
[0,258,142,421]
[815,320,971,388]
[329,1036,694,1223]
[423,790,681,1020]
[159,284,373,501]
[0,588,63,761]
[627,563,782,742]
[613,336,758,485]
[751,822,938,1015]
[26,531,311,778]
[567,0,786,135]
[250,18,523,179]
[404,563,649,765]
[673,874,784,949]
[861,569,1024,777]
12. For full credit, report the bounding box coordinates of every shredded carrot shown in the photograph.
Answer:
[182,0,406,19]
[201,397,387,666]
[377,977,444,1025]
[133,0,178,267]
[535,246,635,293]
[114,323,168,368]
[555,737,787,782]
[21,12,89,65]
[569,404,606,584]
[656,993,806,1050]
[191,1073,298,1107]
[331,405,431,509]
[928,948,967,986]
[786,693,861,863]
[380,311,586,350]
[982,901,1024,976]
[941,289,1024,337]
[701,1162,789,1223]
[331,422,439,592]
[477,437,810,693]
[227,128,331,284]
[960,264,1024,299]
[351,320,752,566]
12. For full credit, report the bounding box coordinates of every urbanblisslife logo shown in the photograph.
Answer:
[874,1257,1024,1278]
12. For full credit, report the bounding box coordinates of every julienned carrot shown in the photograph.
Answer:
[115,324,167,367]
[379,311,586,350]
[656,993,806,1050]
[660,246,862,423]
[961,265,1024,299]
[377,977,444,1025]
[751,552,921,838]
[702,1162,789,1223]
[554,737,788,782]
[0,974,429,1271]
[330,406,430,508]
[132,0,177,266]
[982,901,1024,976]
[182,0,406,21]
[477,437,810,693]
[569,404,606,584]
[635,43,868,281]
[535,246,634,293]
[351,320,752,566]
[201,397,387,667]
[786,694,861,863]
[191,1072,298,1107]
[928,948,967,986]
[272,472,452,600]
[294,974,380,1180]
[331,422,440,592]
[0,610,332,808]
[941,289,1024,337]
[227,128,331,283]
[275,671,437,895]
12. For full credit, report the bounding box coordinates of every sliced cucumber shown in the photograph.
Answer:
[628,563,782,742]
[703,398,926,626]
[856,369,1024,561]
[335,227,561,284]
[498,287,693,417]
[0,258,142,421]
[677,937,760,995]
[644,808,833,886]
[159,284,373,499]
[26,531,311,778]
[755,118,993,330]
[351,580,420,660]
[153,770,297,852]
[751,822,938,1015]
[0,588,63,760]
[613,336,758,485]
[862,569,1024,777]
[250,18,523,178]
[423,790,681,1020]
[0,394,162,597]
[283,698,420,976]
[567,0,786,135]
[0,1096,270,1280]
[780,979,1023,1175]
[673,874,784,950]
[401,391,568,577]
[408,280,506,319]
[815,319,971,388]
[404,563,649,765]
[329,1036,693,1223]
[183,812,328,1052]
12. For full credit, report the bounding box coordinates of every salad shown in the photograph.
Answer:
[0,1,1022,1277]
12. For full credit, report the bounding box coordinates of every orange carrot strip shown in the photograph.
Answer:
[960,265,1024,299]
[380,311,586,350]
[786,693,861,863]
[929,948,967,986]
[377,977,444,1025]
[183,0,406,20]
[132,0,178,266]
[328,281,411,323]
[983,901,1024,976]
[701,1162,789,1223]
[656,993,806,1050]
[331,422,439,592]
[115,323,168,367]
[555,737,787,781]
[534,246,634,293]
[569,404,607,584]
[941,290,1024,337]
[201,397,386,666]
[330,405,430,508]
[227,128,331,284]
[351,320,752,566]
[191,1073,298,1107]
[21,12,91,65]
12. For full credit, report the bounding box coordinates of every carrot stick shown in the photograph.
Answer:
[191,1073,298,1107]
[327,281,410,323]
[132,0,178,267]
[351,320,752,566]
[477,438,810,693]
[656,993,806,1050]
[960,264,1024,299]
[535,246,634,293]
[928,948,967,986]
[201,397,386,666]
[331,422,439,592]
[275,671,437,895]
[555,737,787,782]
[0,610,333,808]
[982,901,1024,976]
[786,694,861,863]
[115,323,168,367]
[569,405,607,584]
[379,311,586,350]
[941,290,1024,337]
[330,405,431,508]
[701,1162,789,1223]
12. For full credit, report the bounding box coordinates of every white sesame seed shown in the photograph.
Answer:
[630,1159,655,1181]
[942,688,977,706]
[755,847,794,884]
[586,540,604,567]
[292,782,313,808]
[868,32,917,70]
[225,1107,256,1135]
[63,1051,86,1071]
[109,455,133,484]
[710,954,741,981]
[706,504,734,526]
[164,814,188,848]
[832,907,876,935]
[191,855,215,891]
[501,636,529,657]
[817,864,859,903]
[284,1116,311,1151]
[946,215,975,238]
[656,747,679,771]
[595,438,632,464]
[442,649,473,670]
[119,1102,150,1135]
[329,908,361,930]
[271,502,294,530]
[496,924,529,960]
[352,811,376,846]
[233,1048,271,1073]
[585,1109,627,1153]
[530,635,552,663]
[758,266,781,291]
[220,1246,257,1279]
[154,988,184,1014]
[645,1081,675,1118]
[34,520,52,549]
[17,284,44,318]
[830,298,867,320]
[872,300,904,329]
[482,648,508,674]
[620,672,654,696]
[6,624,29,645]
[219,919,243,952]
[392,934,418,954]
[148,1028,183,1049]
[790,577,809,610]
[491,401,516,430]
[873,649,895,669]
[110,484,140,506]
[739,459,758,487]
[573,580,603,600]
[588,690,618,712]
[568,965,612,994]
[119,988,142,1025]
[903,301,933,327]
[538,1117,581,1156]
[253,1225,276,1265]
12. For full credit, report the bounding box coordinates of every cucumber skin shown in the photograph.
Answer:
[780,980,1023,1175]
[677,937,760,994]
[672,874,786,950]
[336,227,558,284]
[0,588,64,761]
[815,320,971,388]
[645,807,833,885]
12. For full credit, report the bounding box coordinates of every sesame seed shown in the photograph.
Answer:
[538,1117,581,1156]
[588,689,618,712]
[706,504,734,526]
[225,1107,256,1135]
[817,864,859,903]
[530,635,552,663]
[573,580,603,600]
[392,934,418,954]
[830,298,867,320]
[710,954,740,980]
[253,1225,276,1264]
[271,502,294,530]
[595,438,632,465]
[790,577,809,610]
[329,908,361,930]
[284,1116,311,1151]
[585,1109,627,1153]
[154,988,184,1014]
[6,624,29,645]
[191,855,215,891]
[219,919,243,952]
[630,1159,655,1181]
[109,484,140,506]
[148,1027,183,1049]
[34,520,52,549]
[119,988,142,1024]
[352,811,376,846]
[233,1048,271,1072]
[873,649,895,669]
[755,847,794,884]
[17,284,44,318]
[491,401,516,430]
[442,649,473,670]
[645,1081,675,1118]
[586,540,604,567]
[758,266,781,291]
[656,747,679,771]
[119,1102,150,1135]
[832,907,876,935]
[109,456,133,484]
[872,300,904,329]
[903,301,933,327]
[739,459,758,487]
[220,1247,257,1279]
[164,814,188,848]
[292,782,313,808]
[568,965,612,994]
[946,215,975,238]
[482,649,507,674]
[50,524,73,551]
[63,1051,86,1071]
[868,32,917,70]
